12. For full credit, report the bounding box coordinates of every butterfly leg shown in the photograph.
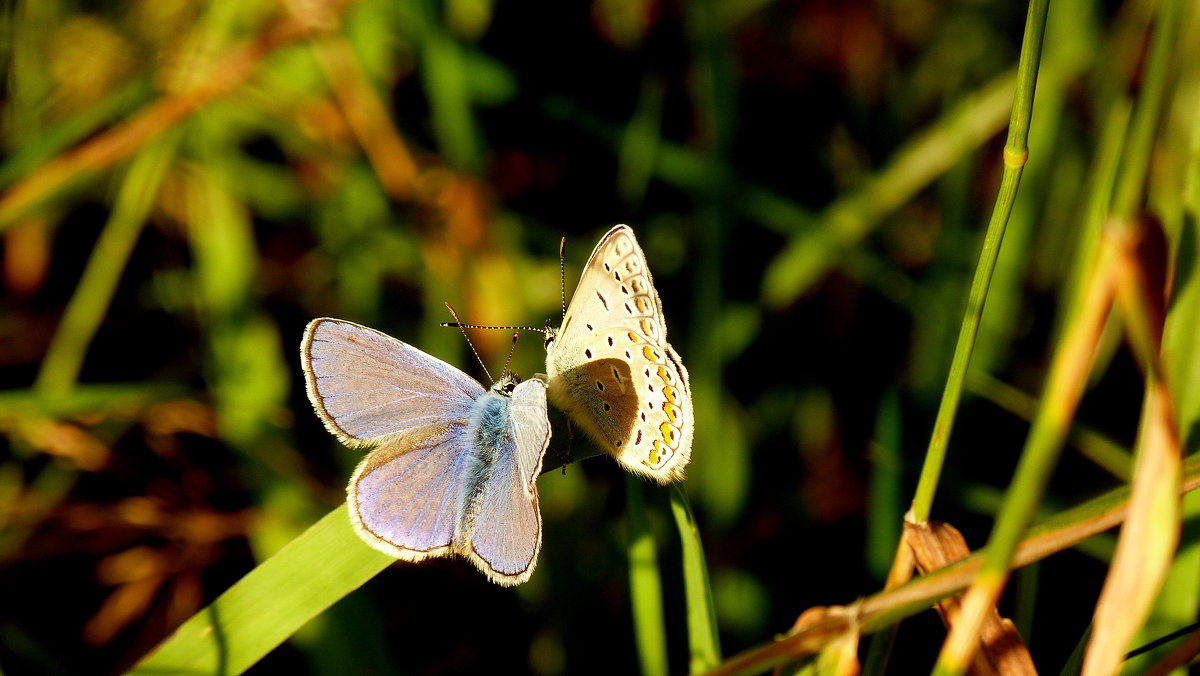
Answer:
[547,417,574,476]
[561,416,574,476]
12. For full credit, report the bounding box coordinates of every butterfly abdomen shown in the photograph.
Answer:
[458,390,511,522]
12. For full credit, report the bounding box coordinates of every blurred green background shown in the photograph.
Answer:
[1,0,1197,673]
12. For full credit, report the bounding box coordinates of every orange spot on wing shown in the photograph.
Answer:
[627,331,640,342]
[662,385,676,404]
[657,366,674,385]
[660,422,677,447]
[663,402,677,424]
[642,345,659,361]
[647,439,671,467]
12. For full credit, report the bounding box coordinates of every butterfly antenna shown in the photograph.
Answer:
[439,308,546,335]
[444,302,493,384]
[501,332,520,379]
[559,236,567,322]
[440,320,547,333]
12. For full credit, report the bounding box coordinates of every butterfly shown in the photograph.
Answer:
[544,225,693,484]
[301,318,550,586]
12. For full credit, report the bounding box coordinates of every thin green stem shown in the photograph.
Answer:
[909,0,1052,524]
[933,3,1185,673]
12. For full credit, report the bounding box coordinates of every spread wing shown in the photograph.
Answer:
[302,318,484,446]
[348,425,473,561]
[463,379,550,586]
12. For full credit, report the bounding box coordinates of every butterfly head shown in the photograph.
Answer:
[491,372,522,397]
[542,320,558,351]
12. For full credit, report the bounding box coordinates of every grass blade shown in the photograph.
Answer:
[670,484,720,673]
[626,477,669,676]
[128,504,392,675]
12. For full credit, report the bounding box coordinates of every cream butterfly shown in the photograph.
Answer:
[544,225,693,483]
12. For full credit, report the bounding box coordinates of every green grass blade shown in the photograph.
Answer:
[34,132,180,396]
[626,476,669,676]
[0,79,148,189]
[617,75,665,208]
[128,504,392,675]
[1145,2,1200,663]
[761,71,1016,307]
[865,389,903,581]
[670,484,720,672]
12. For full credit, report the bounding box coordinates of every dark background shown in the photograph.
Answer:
[0,0,1192,673]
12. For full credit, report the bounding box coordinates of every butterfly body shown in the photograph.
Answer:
[303,318,549,586]
[545,225,693,483]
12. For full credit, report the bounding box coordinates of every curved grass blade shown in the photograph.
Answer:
[627,476,669,676]
[128,503,392,675]
[670,484,720,672]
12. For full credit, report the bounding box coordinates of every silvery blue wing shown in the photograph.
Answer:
[301,318,551,586]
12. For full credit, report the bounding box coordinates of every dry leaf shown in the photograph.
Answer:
[908,521,1038,676]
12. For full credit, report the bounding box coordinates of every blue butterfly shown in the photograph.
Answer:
[301,318,550,586]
